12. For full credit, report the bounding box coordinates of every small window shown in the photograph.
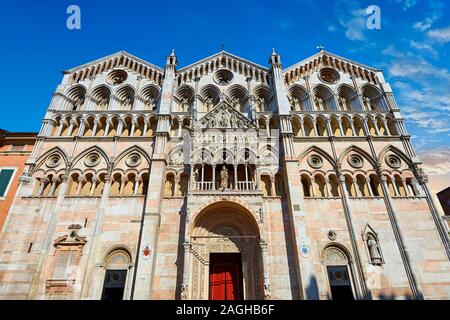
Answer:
[0,169,15,197]
[10,145,25,152]
[53,251,76,279]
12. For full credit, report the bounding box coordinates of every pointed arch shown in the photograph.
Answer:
[378,145,413,167]
[35,146,69,170]
[338,145,377,168]
[113,145,151,167]
[71,145,111,168]
[298,145,336,168]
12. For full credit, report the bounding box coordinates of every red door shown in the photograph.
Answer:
[209,253,243,300]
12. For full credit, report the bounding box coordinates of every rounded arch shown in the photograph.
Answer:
[103,245,134,267]
[190,200,260,237]
[199,84,221,103]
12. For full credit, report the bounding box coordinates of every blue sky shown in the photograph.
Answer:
[0,0,449,155]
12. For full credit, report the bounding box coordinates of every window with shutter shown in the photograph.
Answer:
[0,169,15,197]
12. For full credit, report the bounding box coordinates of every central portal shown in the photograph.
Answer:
[188,201,263,300]
[209,253,244,300]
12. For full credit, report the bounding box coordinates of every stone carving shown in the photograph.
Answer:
[260,149,276,166]
[367,234,382,265]
[194,102,256,129]
[220,165,229,190]
[169,150,184,166]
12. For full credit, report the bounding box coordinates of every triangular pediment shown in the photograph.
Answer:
[65,51,164,84]
[284,50,381,85]
[194,101,257,129]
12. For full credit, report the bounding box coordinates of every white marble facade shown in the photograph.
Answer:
[0,49,449,300]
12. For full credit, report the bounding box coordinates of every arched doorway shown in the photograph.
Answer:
[321,244,356,300]
[188,201,263,300]
[100,248,133,300]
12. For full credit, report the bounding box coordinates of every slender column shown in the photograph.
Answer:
[134,177,141,195]
[299,118,304,137]
[119,177,126,195]
[76,176,83,196]
[373,117,381,136]
[366,177,373,197]
[67,120,75,136]
[201,164,205,190]
[350,118,356,136]
[379,176,422,298]
[116,119,124,137]
[77,120,87,137]
[38,178,48,196]
[338,118,345,137]
[212,165,216,190]
[130,118,137,137]
[143,118,149,137]
[92,119,99,137]
[324,176,330,197]
[181,242,191,300]
[383,119,391,136]
[90,177,98,196]
[310,175,316,197]
[312,118,318,136]
[265,118,270,137]
[56,121,65,136]
[234,165,238,190]
[401,178,409,196]
[270,176,275,196]
[245,164,249,190]
[49,178,58,196]
[260,240,271,299]
[353,177,361,197]
[391,178,400,196]
[104,119,111,137]
[338,175,369,299]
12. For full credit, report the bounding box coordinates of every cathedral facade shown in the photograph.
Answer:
[0,49,449,300]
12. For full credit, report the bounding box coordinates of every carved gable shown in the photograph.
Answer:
[194,101,256,129]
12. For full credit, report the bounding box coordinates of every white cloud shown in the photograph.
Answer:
[334,1,368,41]
[428,26,450,43]
[396,0,419,10]
[418,149,450,175]
[409,40,438,56]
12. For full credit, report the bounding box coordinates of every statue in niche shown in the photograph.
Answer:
[363,96,372,110]
[205,97,214,112]
[193,167,199,182]
[338,96,347,110]
[220,165,229,190]
[99,96,109,110]
[181,96,190,112]
[367,234,382,265]
[146,96,156,110]
[124,95,133,108]
[258,97,267,112]
[232,97,241,111]
[292,97,300,111]
[314,96,324,111]
[73,96,85,110]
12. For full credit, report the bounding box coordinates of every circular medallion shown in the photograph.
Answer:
[385,154,401,169]
[107,70,128,85]
[142,244,152,260]
[300,243,310,257]
[126,153,142,167]
[84,152,100,167]
[348,154,364,169]
[214,69,233,85]
[308,154,324,169]
[328,230,337,241]
[46,154,61,168]
[319,67,340,84]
